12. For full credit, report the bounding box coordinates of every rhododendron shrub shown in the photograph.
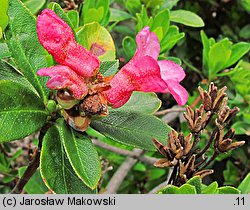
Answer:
[0,0,249,195]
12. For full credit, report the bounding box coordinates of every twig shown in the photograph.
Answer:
[92,139,158,165]
[154,107,186,116]
[148,167,174,194]
[197,151,219,172]
[104,149,145,194]
[11,122,51,194]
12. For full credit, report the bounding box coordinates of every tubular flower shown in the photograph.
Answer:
[104,26,188,108]
[36,10,188,131]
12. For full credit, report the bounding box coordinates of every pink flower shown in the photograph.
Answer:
[36,9,100,100]
[104,26,188,108]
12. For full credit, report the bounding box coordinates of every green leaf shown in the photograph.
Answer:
[18,167,48,194]
[8,0,52,102]
[122,36,136,60]
[0,43,11,59]
[217,186,240,194]
[223,160,240,186]
[0,0,9,32]
[239,24,250,39]
[23,0,46,14]
[200,30,210,72]
[0,81,47,142]
[238,173,250,194]
[99,60,119,76]
[84,8,104,25]
[202,182,218,194]
[151,9,170,40]
[225,42,250,68]
[160,184,197,194]
[57,119,101,189]
[67,10,79,29]
[170,10,204,27]
[160,25,185,53]
[91,110,172,151]
[109,8,132,22]
[48,2,74,30]
[186,176,202,194]
[125,0,141,15]
[0,60,38,94]
[40,125,95,194]
[115,92,161,114]
[77,22,115,61]
[208,38,232,80]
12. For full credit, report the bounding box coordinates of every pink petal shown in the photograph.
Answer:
[165,80,188,106]
[158,60,186,82]
[37,9,100,77]
[37,66,88,99]
[105,56,167,108]
[104,70,135,108]
[134,26,160,61]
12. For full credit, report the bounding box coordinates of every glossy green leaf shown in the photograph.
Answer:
[67,10,79,29]
[186,176,202,194]
[170,10,204,27]
[208,38,232,80]
[0,81,47,142]
[226,42,250,68]
[99,60,119,76]
[48,2,74,30]
[24,0,46,14]
[19,167,48,194]
[115,92,161,114]
[202,182,218,194]
[160,25,185,53]
[0,0,9,32]
[57,119,101,189]
[91,110,172,151]
[84,8,104,24]
[0,60,37,94]
[40,125,95,194]
[200,30,210,72]
[0,43,11,59]
[152,9,170,40]
[217,186,240,194]
[109,8,132,22]
[238,173,250,194]
[8,0,52,102]
[159,184,197,194]
[77,22,115,61]
[122,36,136,60]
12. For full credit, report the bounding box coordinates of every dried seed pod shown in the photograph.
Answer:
[194,169,214,179]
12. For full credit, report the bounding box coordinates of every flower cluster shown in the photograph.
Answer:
[36,9,188,131]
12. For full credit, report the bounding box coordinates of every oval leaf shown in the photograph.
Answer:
[91,110,172,151]
[40,125,95,194]
[0,81,47,142]
[58,119,101,189]
[115,91,161,114]
[77,22,115,61]
[8,0,52,102]
[170,10,204,27]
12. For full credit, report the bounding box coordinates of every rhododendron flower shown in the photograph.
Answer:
[104,26,188,108]
[36,9,188,131]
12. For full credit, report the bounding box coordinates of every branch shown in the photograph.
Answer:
[92,139,158,165]
[154,107,185,116]
[104,149,145,194]
[11,122,51,194]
